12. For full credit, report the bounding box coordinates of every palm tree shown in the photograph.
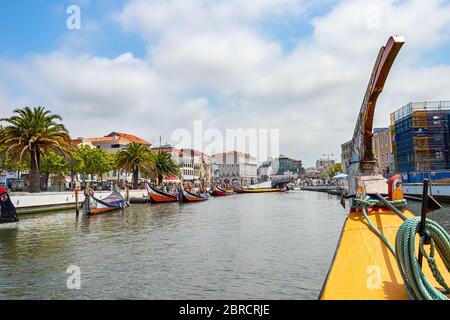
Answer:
[0,107,72,193]
[150,150,181,185]
[115,142,153,189]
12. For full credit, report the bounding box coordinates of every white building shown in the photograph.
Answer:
[152,146,212,182]
[212,151,258,185]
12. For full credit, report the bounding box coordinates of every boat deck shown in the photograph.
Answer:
[320,208,449,300]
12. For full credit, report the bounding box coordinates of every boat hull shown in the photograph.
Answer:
[87,207,120,215]
[230,186,245,193]
[231,187,286,194]
[0,188,19,223]
[320,207,448,300]
[182,189,209,202]
[148,186,179,203]
[83,191,127,216]
[242,188,286,193]
[211,187,227,197]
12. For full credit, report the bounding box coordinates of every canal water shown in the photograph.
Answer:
[0,191,448,300]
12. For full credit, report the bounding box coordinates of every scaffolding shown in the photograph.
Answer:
[391,101,450,174]
[391,100,450,123]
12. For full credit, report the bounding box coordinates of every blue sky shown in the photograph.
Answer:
[1,0,450,166]
[0,0,336,58]
[0,0,147,58]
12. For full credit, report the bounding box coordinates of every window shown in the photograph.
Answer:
[111,144,120,149]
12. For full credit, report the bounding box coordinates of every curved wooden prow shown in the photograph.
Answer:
[348,36,405,195]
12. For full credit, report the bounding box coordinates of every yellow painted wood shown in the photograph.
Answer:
[320,208,449,300]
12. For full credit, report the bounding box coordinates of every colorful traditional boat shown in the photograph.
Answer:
[231,186,285,194]
[82,187,128,216]
[148,185,179,203]
[230,186,245,193]
[320,36,450,300]
[181,188,209,202]
[243,188,286,193]
[0,187,19,223]
[211,186,227,197]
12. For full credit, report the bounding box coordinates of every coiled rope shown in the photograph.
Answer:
[353,197,450,300]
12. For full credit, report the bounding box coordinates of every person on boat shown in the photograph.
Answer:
[113,183,121,195]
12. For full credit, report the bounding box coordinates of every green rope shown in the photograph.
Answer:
[352,197,450,300]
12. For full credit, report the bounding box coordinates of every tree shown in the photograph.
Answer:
[322,163,343,179]
[74,145,115,182]
[149,150,181,185]
[0,107,72,193]
[40,151,71,191]
[115,143,153,189]
[0,145,29,176]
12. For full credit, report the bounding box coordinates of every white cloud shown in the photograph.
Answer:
[1,0,450,166]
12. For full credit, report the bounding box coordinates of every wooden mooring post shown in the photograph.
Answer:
[75,189,80,216]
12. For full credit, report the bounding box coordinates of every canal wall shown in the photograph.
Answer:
[10,190,149,215]
[403,183,450,202]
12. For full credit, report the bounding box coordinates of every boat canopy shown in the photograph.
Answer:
[332,173,348,180]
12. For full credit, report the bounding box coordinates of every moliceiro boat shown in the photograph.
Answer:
[211,186,227,197]
[231,186,286,194]
[148,185,179,203]
[181,188,209,202]
[320,36,450,300]
[0,187,19,223]
[82,185,129,216]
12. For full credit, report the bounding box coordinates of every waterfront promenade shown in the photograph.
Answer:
[9,189,148,214]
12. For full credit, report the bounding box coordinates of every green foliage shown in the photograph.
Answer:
[115,143,153,172]
[0,145,29,173]
[74,145,115,180]
[0,107,73,192]
[115,142,153,188]
[149,150,181,184]
[322,163,343,179]
[0,107,72,162]
[40,151,71,177]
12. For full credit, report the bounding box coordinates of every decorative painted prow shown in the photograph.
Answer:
[348,36,405,196]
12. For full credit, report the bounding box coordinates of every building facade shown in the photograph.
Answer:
[151,146,212,182]
[74,132,151,183]
[179,149,212,182]
[271,155,304,177]
[372,127,393,176]
[257,159,273,182]
[391,101,450,178]
[316,159,335,171]
[212,151,258,185]
[340,140,352,174]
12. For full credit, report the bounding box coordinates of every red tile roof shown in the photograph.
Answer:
[75,132,151,146]
[105,132,151,146]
